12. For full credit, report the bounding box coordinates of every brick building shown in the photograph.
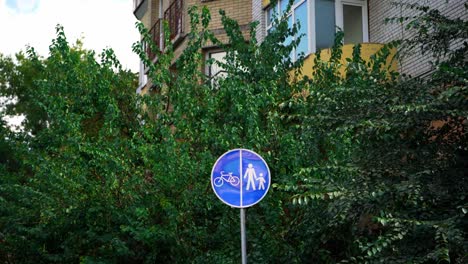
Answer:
[368,0,467,77]
[133,0,254,93]
[133,0,466,93]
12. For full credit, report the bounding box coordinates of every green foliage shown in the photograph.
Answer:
[0,3,466,263]
[0,25,152,263]
[286,3,467,263]
[0,49,47,134]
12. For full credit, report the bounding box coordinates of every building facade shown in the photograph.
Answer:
[368,0,467,76]
[133,0,253,93]
[133,0,466,93]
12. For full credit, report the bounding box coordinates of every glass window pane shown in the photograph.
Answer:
[209,51,227,78]
[295,2,309,56]
[280,0,288,14]
[286,15,294,60]
[343,4,363,44]
[267,7,277,27]
[285,15,293,46]
[315,0,335,50]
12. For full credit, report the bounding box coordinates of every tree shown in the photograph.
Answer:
[0,25,158,263]
[288,3,467,263]
[1,49,47,134]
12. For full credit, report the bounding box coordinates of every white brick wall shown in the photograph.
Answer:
[369,0,467,77]
[252,0,266,42]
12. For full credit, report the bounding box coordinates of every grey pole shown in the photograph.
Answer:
[240,208,247,264]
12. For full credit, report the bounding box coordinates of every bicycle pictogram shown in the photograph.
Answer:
[214,171,240,187]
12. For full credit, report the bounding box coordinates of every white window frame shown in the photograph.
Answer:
[136,59,148,94]
[206,50,227,78]
[335,0,369,43]
[265,0,368,58]
[205,50,227,87]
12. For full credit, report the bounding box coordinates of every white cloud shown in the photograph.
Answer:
[0,0,140,71]
[6,0,39,13]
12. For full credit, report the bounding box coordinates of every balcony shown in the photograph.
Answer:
[146,0,183,62]
[294,43,398,79]
[133,0,148,20]
[133,0,143,9]
[164,0,183,41]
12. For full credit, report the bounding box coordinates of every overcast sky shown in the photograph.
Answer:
[0,0,140,72]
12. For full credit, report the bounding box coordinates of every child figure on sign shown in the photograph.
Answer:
[257,173,266,190]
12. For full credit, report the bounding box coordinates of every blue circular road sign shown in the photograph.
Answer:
[211,149,271,208]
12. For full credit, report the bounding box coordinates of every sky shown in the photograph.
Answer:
[0,0,140,72]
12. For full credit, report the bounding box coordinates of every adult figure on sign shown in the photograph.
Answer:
[244,163,257,191]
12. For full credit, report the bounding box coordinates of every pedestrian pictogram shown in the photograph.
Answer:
[211,149,271,208]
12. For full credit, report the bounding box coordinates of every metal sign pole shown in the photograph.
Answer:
[240,208,247,264]
[211,149,270,264]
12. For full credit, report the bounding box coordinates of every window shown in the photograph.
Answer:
[266,0,309,61]
[207,51,227,86]
[336,0,369,45]
[137,59,148,94]
[266,0,368,59]
[315,0,335,49]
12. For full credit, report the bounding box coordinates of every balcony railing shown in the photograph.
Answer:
[164,0,183,40]
[146,0,183,62]
[147,19,161,62]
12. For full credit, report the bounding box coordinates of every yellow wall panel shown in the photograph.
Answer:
[297,43,398,79]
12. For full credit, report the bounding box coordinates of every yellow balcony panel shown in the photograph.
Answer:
[297,43,398,80]
[263,0,270,8]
